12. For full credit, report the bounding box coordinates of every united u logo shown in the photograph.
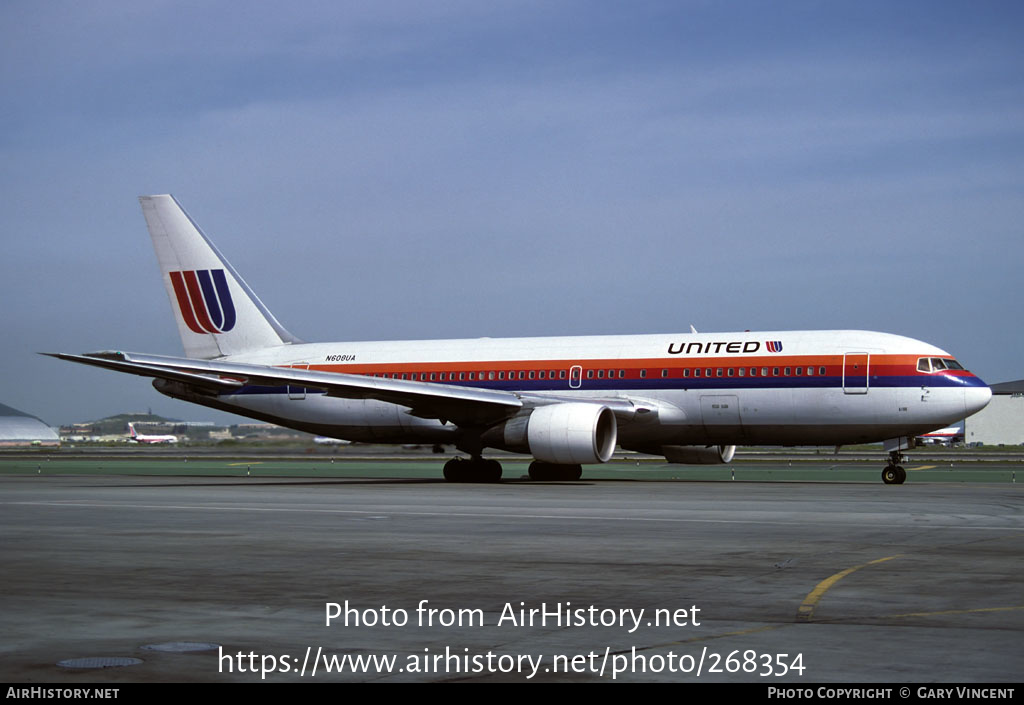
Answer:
[169,269,237,334]
[766,340,783,353]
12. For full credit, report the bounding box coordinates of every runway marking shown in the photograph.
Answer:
[5,501,1024,532]
[227,462,263,466]
[909,465,936,471]
[797,555,901,622]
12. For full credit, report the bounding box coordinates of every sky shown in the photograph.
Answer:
[2,1,1022,426]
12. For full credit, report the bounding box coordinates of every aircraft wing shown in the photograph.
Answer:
[46,351,526,427]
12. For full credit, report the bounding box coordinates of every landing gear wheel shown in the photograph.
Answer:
[483,459,503,483]
[444,457,468,482]
[882,465,907,485]
[443,457,502,483]
[882,449,908,485]
[528,461,583,481]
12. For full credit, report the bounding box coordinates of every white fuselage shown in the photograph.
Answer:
[163,329,991,450]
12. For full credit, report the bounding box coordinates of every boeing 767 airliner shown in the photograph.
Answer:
[49,195,992,484]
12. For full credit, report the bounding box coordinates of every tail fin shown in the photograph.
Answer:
[139,195,301,359]
[128,422,137,439]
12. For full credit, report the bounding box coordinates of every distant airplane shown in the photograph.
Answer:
[916,424,964,445]
[127,421,178,444]
[314,436,352,445]
[50,195,992,484]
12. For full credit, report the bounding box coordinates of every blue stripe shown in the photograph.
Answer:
[196,270,222,331]
[211,269,236,332]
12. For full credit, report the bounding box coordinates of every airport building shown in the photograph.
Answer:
[0,403,60,447]
[965,380,1024,446]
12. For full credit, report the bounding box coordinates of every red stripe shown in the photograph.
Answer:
[170,271,206,334]
[182,271,217,334]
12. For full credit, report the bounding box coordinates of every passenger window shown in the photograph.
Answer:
[661,369,668,378]
[597,370,604,379]
[819,366,826,376]
[738,368,745,377]
[528,371,536,379]
[716,368,723,377]
[683,369,690,378]
[518,371,525,380]
[619,370,625,378]
[706,368,712,377]
[486,371,493,380]
[784,367,791,376]
[727,368,735,377]
[640,369,647,378]
[795,367,802,376]
[559,370,567,379]
[587,370,594,379]
[694,368,701,377]
[750,367,757,376]
[773,367,779,376]
[538,370,546,379]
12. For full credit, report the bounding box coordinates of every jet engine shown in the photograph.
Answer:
[483,403,618,464]
[660,444,736,464]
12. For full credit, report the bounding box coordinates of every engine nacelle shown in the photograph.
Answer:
[485,403,618,464]
[660,444,736,465]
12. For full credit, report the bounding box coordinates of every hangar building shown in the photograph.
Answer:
[965,380,1024,446]
[0,403,61,447]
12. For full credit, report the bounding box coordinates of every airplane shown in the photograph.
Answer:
[314,436,352,445]
[127,421,178,444]
[916,424,964,445]
[48,195,992,485]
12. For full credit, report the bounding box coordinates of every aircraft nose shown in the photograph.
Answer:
[964,383,992,417]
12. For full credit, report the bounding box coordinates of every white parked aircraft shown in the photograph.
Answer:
[916,425,965,445]
[127,421,178,444]
[50,195,991,484]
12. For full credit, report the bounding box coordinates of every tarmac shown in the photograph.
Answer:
[1,461,1022,682]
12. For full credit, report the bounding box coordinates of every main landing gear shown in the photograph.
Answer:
[882,450,907,485]
[528,461,583,481]
[443,456,502,483]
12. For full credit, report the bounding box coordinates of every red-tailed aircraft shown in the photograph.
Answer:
[50,195,992,484]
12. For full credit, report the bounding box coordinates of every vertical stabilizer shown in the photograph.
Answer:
[139,195,301,359]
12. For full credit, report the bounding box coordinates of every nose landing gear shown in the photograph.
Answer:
[882,451,907,485]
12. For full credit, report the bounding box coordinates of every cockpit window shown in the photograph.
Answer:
[918,357,966,373]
